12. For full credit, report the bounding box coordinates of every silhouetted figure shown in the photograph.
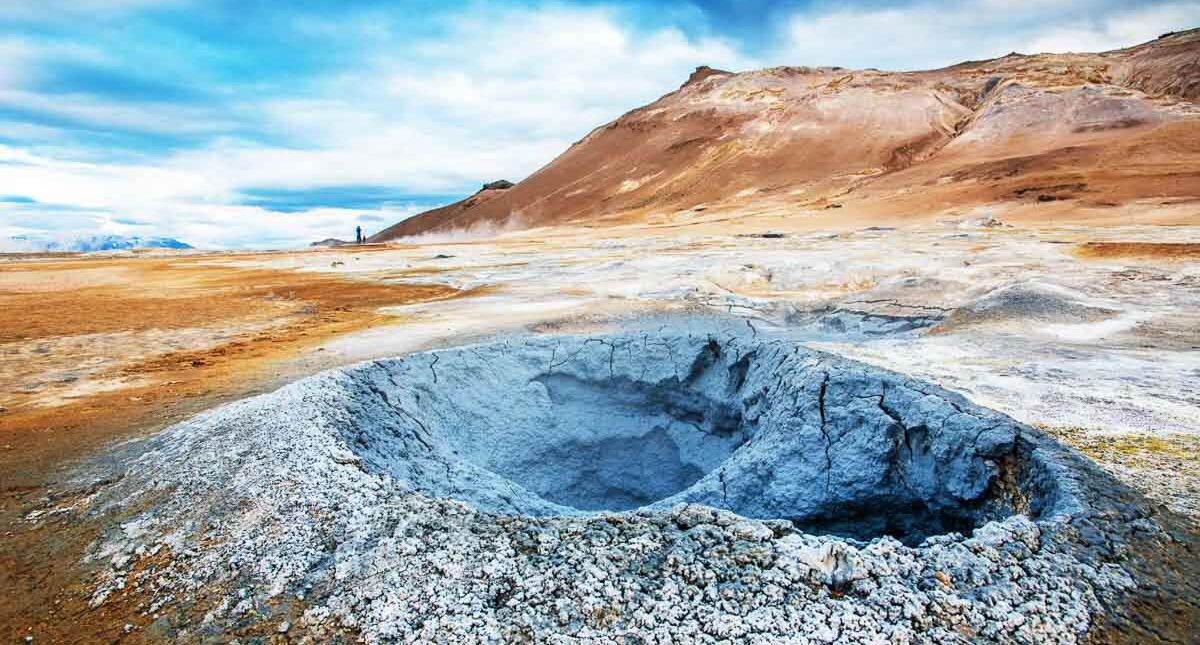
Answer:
[356,226,363,244]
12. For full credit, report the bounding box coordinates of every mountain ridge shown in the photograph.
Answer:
[372,28,1200,241]
[6,234,193,253]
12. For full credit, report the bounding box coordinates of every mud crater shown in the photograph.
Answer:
[345,335,1052,544]
[74,328,1198,642]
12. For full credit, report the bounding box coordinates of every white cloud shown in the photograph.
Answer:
[782,5,971,70]
[0,37,111,92]
[1,4,753,249]
[0,145,429,248]
[1023,2,1200,53]
[385,9,748,136]
[777,0,1198,71]
[0,88,241,135]
[175,5,753,196]
[0,39,37,88]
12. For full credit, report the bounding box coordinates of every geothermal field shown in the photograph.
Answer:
[2,23,1200,645]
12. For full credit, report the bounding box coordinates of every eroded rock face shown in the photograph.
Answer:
[74,328,1200,642]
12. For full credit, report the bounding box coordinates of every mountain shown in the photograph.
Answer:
[6,234,193,253]
[370,181,518,241]
[372,29,1200,240]
[310,238,354,247]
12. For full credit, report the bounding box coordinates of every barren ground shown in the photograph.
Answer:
[2,207,1198,641]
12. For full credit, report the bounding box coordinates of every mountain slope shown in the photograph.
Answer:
[373,29,1200,240]
[369,181,517,241]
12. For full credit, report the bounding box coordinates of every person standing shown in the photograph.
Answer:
[356,226,363,244]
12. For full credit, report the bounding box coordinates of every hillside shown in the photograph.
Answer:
[372,28,1200,240]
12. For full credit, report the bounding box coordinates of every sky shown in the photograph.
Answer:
[0,0,1195,249]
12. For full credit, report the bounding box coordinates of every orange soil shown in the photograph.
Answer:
[1074,241,1200,261]
[1,251,474,643]
[1,254,468,485]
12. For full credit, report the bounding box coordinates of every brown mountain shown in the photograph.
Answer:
[371,29,1200,241]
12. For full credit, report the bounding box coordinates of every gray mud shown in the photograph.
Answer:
[70,321,1200,643]
[339,335,1031,546]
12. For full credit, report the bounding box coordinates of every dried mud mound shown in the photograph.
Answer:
[78,330,1199,642]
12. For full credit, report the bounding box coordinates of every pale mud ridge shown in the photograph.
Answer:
[73,325,1198,643]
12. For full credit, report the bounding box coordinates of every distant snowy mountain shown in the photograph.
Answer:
[5,234,193,252]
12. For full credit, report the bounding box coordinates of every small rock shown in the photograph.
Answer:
[330,449,363,466]
[277,621,290,633]
[958,216,1008,229]
[730,521,773,541]
[672,505,715,529]
[791,541,864,590]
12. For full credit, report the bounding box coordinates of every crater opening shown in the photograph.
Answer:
[498,366,750,512]
[341,335,1057,545]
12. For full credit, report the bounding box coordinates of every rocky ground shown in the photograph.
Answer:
[1043,427,1200,523]
[57,331,1200,642]
[2,217,1199,642]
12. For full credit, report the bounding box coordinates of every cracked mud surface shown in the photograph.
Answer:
[58,325,1200,643]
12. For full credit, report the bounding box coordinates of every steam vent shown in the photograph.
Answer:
[79,326,1200,642]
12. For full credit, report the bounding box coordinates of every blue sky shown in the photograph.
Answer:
[0,0,1194,249]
